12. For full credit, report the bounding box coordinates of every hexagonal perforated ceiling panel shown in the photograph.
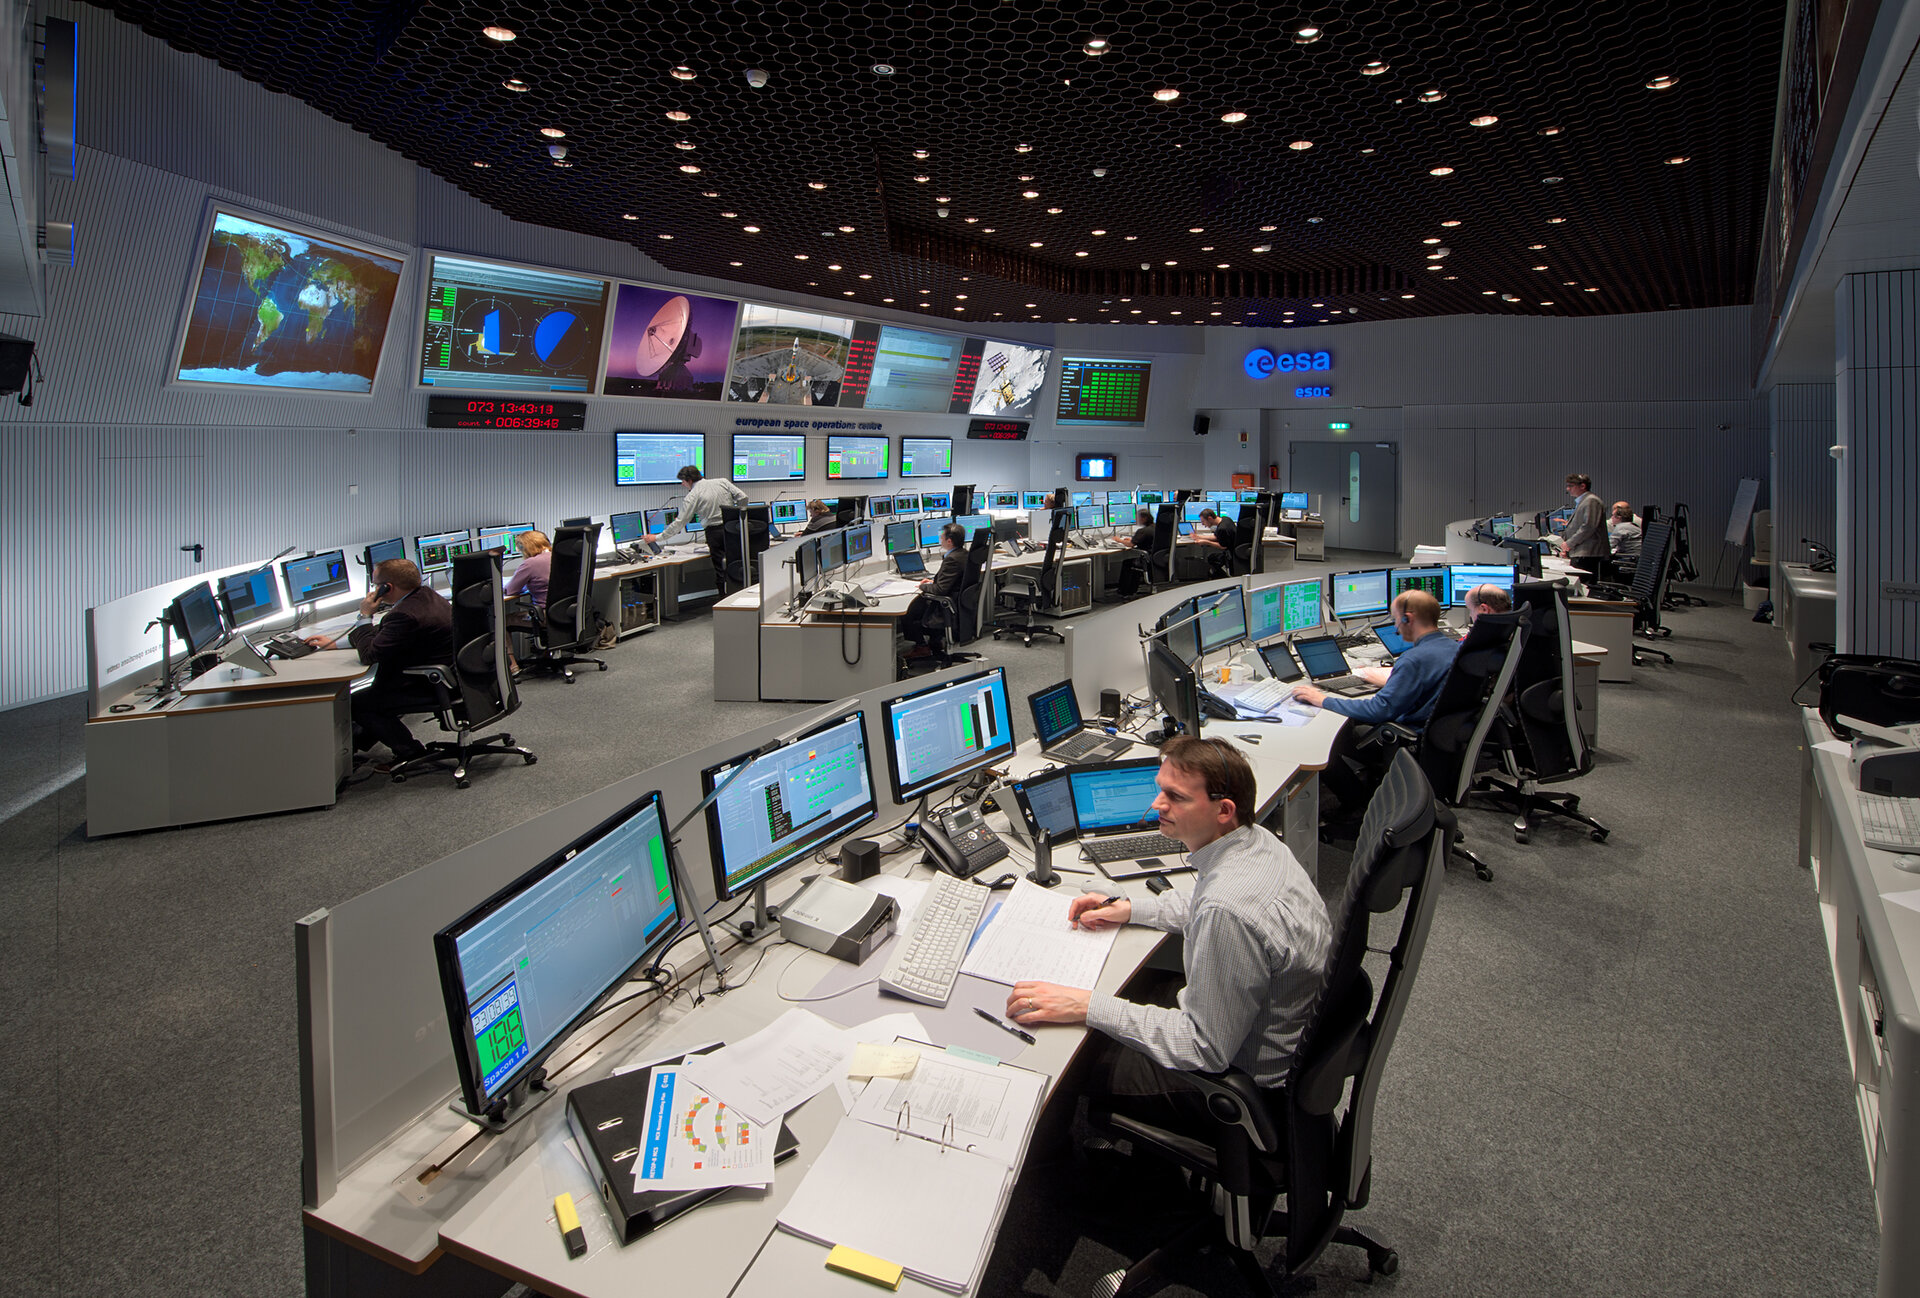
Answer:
[88,0,1786,328]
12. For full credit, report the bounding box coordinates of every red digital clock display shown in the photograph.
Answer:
[966,418,1030,441]
[426,396,587,430]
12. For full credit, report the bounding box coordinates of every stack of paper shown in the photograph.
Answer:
[958,877,1118,989]
[680,1008,856,1126]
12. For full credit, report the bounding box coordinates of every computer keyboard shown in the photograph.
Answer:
[877,871,991,1007]
[1049,730,1128,761]
[1859,792,1920,853]
[1083,833,1186,864]
[1235,678,1297,714]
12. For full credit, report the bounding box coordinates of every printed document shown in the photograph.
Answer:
[958,877,1117,989]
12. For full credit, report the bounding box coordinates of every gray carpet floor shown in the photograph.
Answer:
[0,565,1881,1297]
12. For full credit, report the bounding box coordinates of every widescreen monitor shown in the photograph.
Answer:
[216,565,281,630]
[1067,760,1164,835]
[365,537,407,568]
[415,531,474,576]
[703,711,876,900]
[1022,490,1051,510]
[1009,768,1079,844]
[1056,356,1152,427]
[615,431,705,486]
[419,252,610,393]
[868,495,896,519]
[837,323,966,413]
[169,581,226,656]
[282,550,352,603]
[608,510,644,544]
[433,789,684,1119]
[1075,504,1106,530]
[1076,453,1116,482]
[601,284,737,400]
[644,507,677,535]
[1107,490,1135,506]
[845,526,874,564]
[989,491,1021,510]
[1195,586,1248,654]
[1449,563,1517,606]
[1071,492,1093,508]
[176,206,404,395]
[731,433,806,482]
[954,513,993,540]
[964,339,1052,419]
[1106,504,1135,528]
[1157,597,1200,665]
[1280,491,1309,512]
[726,304,853,405]
[820,530,846,571]
[1182,502,1208,523]
[1328,569,1391,618]
[826,435,890,480]
[1390,566,1447,603]
[880,667,1016,803]
[920,490,952,512]
[1137,490,1164,505]
[1091,491,1109,506]
[477,523,536,559]
[893,492,923,515]
[916,516,948,548]
[770,499,805,526]
[1206,490,1237,503]
[1145,640,1204,739]
[1280,577,1323,635]
[884,520,921,555]
[901,437,953,478]
[795,537,821,586]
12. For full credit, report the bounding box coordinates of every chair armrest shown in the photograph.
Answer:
[1373,722,1420,749]
[402,664,459,710]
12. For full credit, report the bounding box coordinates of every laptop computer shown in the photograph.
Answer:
[1291,634,1371,695]
[1256,641,1305,683]
[1027,680,1133,764]
[893,549,927,576]
[1064,759,1190,878]
[1370,618,1414,659]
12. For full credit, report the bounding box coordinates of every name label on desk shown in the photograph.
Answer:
[1243,349,1332,380]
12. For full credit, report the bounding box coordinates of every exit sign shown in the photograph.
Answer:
[1329,421,1351,431]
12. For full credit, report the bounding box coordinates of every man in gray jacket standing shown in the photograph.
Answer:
[1554,473,1607,581]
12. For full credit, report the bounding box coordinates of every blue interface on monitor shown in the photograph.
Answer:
[1328,569,1391,618]
[920,491,952,511]
[917,516,948,548]
[706,714,875,898]
[1449,563,1516,605]
[1196,586,1247,653]
[1280,491,1308,511]
[882,668,1015,801]
[884,520,920,554]
[366,537,407,567]
[845,526,874,564]
[771,500,805,525]
[218,566,280,629]
[609,511,643,544]
[1022,491,1051,510]
[1066,763,1161,833]
[283,550,351,603]
[1076,504,1106,529]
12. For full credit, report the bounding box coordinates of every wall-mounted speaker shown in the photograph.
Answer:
[1192,413,1210,436]
[0,337,34,394]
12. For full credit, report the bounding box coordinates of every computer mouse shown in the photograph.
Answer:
[1891,854,1920,873]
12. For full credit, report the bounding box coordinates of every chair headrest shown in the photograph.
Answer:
[1346,750,1437,912]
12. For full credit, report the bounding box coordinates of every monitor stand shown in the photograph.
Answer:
[450,1067,557,1134]
[734,879,779,940]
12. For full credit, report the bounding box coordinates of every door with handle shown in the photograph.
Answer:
[1288,441,1399,554]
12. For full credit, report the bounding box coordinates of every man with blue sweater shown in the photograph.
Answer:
[1294,588,1458,816]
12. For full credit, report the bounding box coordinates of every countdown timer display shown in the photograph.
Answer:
[427,396,587,429]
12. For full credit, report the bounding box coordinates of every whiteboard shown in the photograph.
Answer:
[1724,477,1761,545]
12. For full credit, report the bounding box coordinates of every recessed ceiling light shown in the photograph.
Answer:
[502,78,529,92]
[983,227,995,232]
[671,66,696,81]
[742,225,760,232]
[1503,293,1520,302]
[1427,264,1442,270]
[1188,227,1205,233]
[1307,216,1324,223]
[621,212,638,220]
[1259,224,1277,232]
[1482,289,1495,295]
[1030,241,1044,247]
[883,297,894,302]
[1289,140,1314,151]
[1221,111,1248,123]
[729,260,742,266]
[935,196,950,203]
[1532,264,1548,271]
[859,273,872,279]
[872,63,895,76]
[1084,41,1108,56]
[808,181,826,189]
[1646,75,1678,90]
[666,110,690,121]
[674,140,695,150]
[1585,286,1599,291]
[964,216,979,223]
[1075,250,1089,257]
[1152,88,1180,101]
[1542,175,1564,184]
[1563,280,1575,285]
[1538,126,1564,136]
[657,233,673,240]
[1540,300,1554,306]
[843,290,855,297]
[1091,229,1107,236]
[826,264,842,271]
[1047,207,1062,214]
[794,253,809,260]
[1294,26,1322,44]
[1423,237,1441,244]
[919,288,930,294]
[1216,263,1229,269]
[1200,245,1213,251]
[1026,303,1038,308]
[1441,219,1462,227]
[1429,166,1455,176]
[1400,293,1415,299]
[1547,216,1567,224]
[1253,244,1271,252]
[1015,143,1033,153]
[1361,61,1389,75]
[1164,260,1177,266]
[720,211,737,218]
[540,127,566,138]
[1124,235,1136,240]
[482,25,516,42]
[679,164,701,173]
[1469,114,1498,127]
[1418,89,1446,103]
[471,160,490,168]
[1665,155,1689,165]
[1529,243,1545,249]
[1022,190,1039,199]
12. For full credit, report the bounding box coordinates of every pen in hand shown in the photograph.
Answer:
[974,1006,1037,1045]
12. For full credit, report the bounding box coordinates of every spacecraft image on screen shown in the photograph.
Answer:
[725,304,853,405]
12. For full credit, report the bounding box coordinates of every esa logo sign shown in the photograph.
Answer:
[1243,348,1332,379]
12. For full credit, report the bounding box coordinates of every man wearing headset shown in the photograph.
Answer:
[305,558,452,767]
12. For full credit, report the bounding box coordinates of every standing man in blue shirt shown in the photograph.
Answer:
[1293,589,1459,817]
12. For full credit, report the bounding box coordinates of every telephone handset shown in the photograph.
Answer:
[917,804,1010,879]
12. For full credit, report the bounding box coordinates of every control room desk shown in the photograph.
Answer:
[83,649,366,836]
[759,592,917,701]
[591,547,718,636]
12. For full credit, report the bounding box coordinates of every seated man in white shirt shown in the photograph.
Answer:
[1006,737,1331,1132]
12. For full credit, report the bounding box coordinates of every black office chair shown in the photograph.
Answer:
[1089,751,1447,1297]
[1248,494,1277,575]
[1373,611,1529,881]
[520,524,608,683]
[1591,518,1675,665]
[1229,505,1258,577]
[387,551,537,789]
[1479,583,1609,844]
[720,504,772,589]
[1665,501,1705,606]
[1146,503,1179,591]
[952,527,996,646]
[994,511,1068,645]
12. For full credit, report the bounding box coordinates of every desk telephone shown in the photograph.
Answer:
[264,634,317,660]
[918,805,1009,879]
[809,580,880,612]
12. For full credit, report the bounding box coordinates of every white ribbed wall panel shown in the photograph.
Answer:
[1768,383,1838,569]
[1837,271,1920,657]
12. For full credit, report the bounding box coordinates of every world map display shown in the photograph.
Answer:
[176,212,404,392]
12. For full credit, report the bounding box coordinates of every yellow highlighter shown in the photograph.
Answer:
[554,1193,588,1260]
[826,1243,904,1290]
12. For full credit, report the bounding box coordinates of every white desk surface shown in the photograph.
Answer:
[180,647,366,694]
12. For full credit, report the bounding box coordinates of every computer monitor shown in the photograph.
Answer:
[1145,640,1204,738]
[364,537,407,569]
[1075,504,1106,530]
[1137,490,1164,505]
[1195,586,1248,654]
[1022,490,1050,510]
[920,490,952,512]
[1089,491,1108,506]
[1328,569,1391,618]
[845,525,874,564]
[1292,635,1353,683]
[1449,563,1517,606]
[559,516,591,529]
[1182,502,1208,523]
[1009,767,1080,844]
[608,511,644,545]
[884,520,921,555]
[282,549,352,603]
[893,491,923,515]
[1157,596,1200,665]
[216,565,281,631]
[825,435,889,480]
[1245,583,1285,644]
[169,581,226,656]
[433,788,686,1122]
[989,490,1021,510]
[900,436,953,478]
[703,710,877,900]
[644,507,677,535]
[770,499,805,526]
[795,537,821,586]
[1238,490,1261,503]
[415,531,473,577]
[477,522,536,559]
[917,516,948,548]
[1280,491,1309,512]
[954,512,992,540]
[1177,522,1194,537]
[868,495,896,519]
[1066,759,1163,835]
[832,494,868,522]
[821,530,846,571]
[880,667,1017,803]
[1390,566,1447,602]
[1106,504,1134,528]
[1488,515,1515,539]
[1279,577,1323,634]
[731,432,806,482]
[1206,490,1236,503]
[1071,491,1093,508]
[1107,490,1135,506]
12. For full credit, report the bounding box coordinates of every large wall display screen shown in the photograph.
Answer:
[962,339,1051,418]
[726,305,854,405]
[838,323,965,412]
[175,208,405,393]
[419,254,610,393]
[1055,356,1152,426]
[601,284,739,400]
[615,431,706,486]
